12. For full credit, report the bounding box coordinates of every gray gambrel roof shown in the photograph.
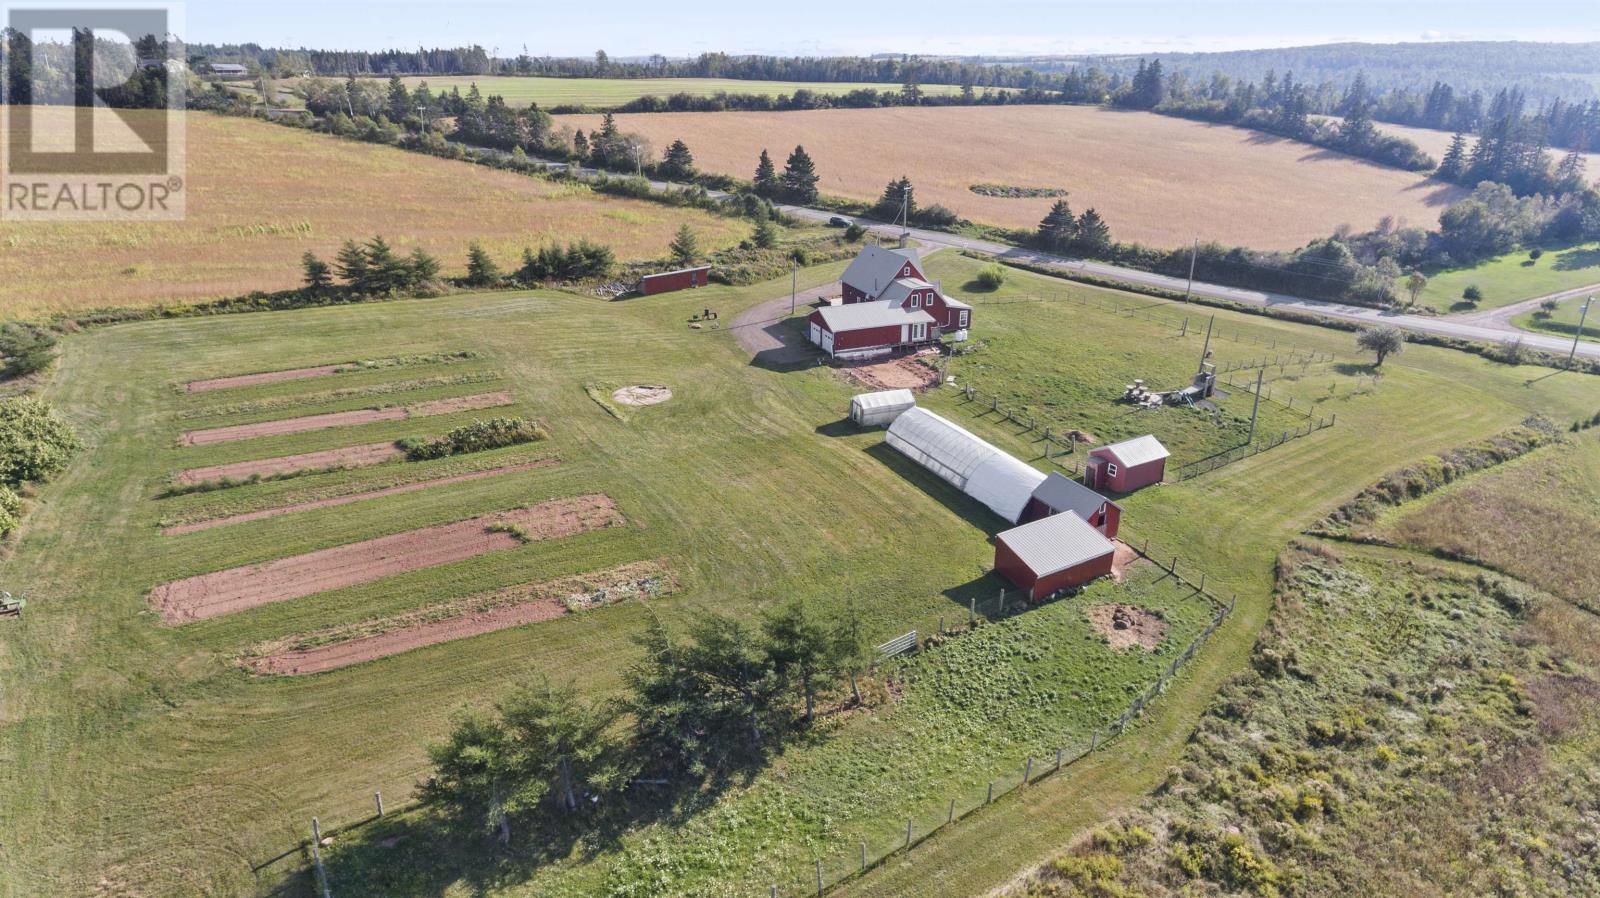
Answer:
[1031,471,1117,520]
[841,245,922,298]
[816,301,934,332]
[998,510,1115,576]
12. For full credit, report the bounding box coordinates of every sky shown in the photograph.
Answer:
[178,0,1600,57]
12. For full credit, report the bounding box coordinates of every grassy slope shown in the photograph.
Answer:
[2,256,1597,898]
[394,76,972,106]
[1418,241,1600,312]
[1511,293,1600,344]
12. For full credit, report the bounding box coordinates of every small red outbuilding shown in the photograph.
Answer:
[994,510,1116,601]
[1084,435,1169,494]
[1020,471,1121,537]
[640,265,711,295]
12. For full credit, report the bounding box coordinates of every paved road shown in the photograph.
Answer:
[516,153,1600,361]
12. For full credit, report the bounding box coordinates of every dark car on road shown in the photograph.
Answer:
[827,216,852,227]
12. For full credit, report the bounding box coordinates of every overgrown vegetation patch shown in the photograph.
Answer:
[398,417,547,461]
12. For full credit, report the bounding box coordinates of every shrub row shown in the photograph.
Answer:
[397,417,546,461]
[0,397,82,537]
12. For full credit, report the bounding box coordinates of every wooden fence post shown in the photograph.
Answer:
[861,841,867,871]
[906,818,914,850]
[374,791,384,817]
[816,859,823,896]
[310,817,332,898]
[987,782,994,804]
[1055,747,1063,770]
[948,798,956,825]
[1024,756,1033,784]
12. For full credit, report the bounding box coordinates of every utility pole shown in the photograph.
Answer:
[1184,236,1198,302]
[1246,368,1264,444]
[1567,295,1594,369]
[790,259,798,316]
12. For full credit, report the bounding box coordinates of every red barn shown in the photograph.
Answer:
[840,245,926,304]
[640,265,711,295]
[1084,435,1169,493]
[808,302,936,360]
[1020,471,1121,537]
[808,245,973,358]
[995,510,1116,601]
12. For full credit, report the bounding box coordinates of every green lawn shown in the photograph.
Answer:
[1511,293,1600,344]
[1419,241,1600,312]
[3,253,1599,898]
[392,76,974,108]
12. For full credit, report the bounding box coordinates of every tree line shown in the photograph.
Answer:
[297,235,615,298]
[424,601,872,842]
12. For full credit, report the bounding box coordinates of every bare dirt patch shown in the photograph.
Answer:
[180,392,514,446]
[1110,541,1139,581]
[1085,603,1169,651]
[185,364,344,394]
[175,442,405,485]
[162,458,559,535]
[244,561,672,675]
[149,494,623,623]
[841,353,942,391]
[611,385,672,406]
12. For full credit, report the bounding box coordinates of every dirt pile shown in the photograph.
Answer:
[1086,603,1168,651]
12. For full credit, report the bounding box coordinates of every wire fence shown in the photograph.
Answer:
[954,384,1089,474]
[278,538,1236,898]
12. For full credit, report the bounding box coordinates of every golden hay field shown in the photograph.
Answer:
[564,105,1467,249]
[0,110,745,319]
[1370,119,1600,172]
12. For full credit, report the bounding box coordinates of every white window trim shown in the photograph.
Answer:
[959,310,969,327]
[1106,462,1120,477]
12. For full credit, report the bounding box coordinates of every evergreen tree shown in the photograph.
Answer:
[1555,149,1587,192]
[874,175,916,222]
[780,145,820,204]
[751,216,778,249]
[572,129,589,161]
[1437,133,1469,182]
[408,248,442,285]
[1073,208,1112,253]
[465,242,503,287]
[333,239,369,290]
[1036,199,1078,250]
[385,74,410,122]
[752,148,779,198]
[661,138,695,180]
[762,600,833,722]
[301,251,333,293]
[900,73,922,106]
[668,224,700,266]
[362,236,410,294]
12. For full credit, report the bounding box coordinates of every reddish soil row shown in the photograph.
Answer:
[250,600,569,675]
[148,494,622,623]
[184,364,345,393]
[161,458,559,535]
[180,392,514,446]
[174,442,404,485]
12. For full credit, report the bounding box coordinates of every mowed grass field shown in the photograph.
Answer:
[1417,240,1600,311]
[394,75,975,106]
[0,109,746,318]
[1512,292,1600,343]
[561,105,1465,249]
[4,256,1600,898]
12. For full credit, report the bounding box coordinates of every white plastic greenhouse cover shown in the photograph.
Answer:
[850,389,917,426]
[885,408,1046,523]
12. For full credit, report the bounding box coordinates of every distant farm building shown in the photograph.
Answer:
[1085,435,1169,493]
[849,389,916,428]
[639,265,711,295]
[809,245,971,359]
[994,510,1116,600]
[1022,471,1121,537]
[885,408,1044,523]
[207,62,249,79]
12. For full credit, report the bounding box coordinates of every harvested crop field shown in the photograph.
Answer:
[245,561,671,675]
[174,441,405,485]
[148,494,623,623]
[161,458,559,535]
[561,106,1464,249]
[0,109,745,318]
[179,391,514,446]
[185,364,347,393]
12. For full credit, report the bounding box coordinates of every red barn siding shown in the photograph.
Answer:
[994,540,1114,602]
[1086,451,1165,493]
[1018,497,1121,538]
[833,324,907,351]
[842,283,870,304]
[641,267,711,295]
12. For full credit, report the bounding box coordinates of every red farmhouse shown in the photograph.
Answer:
[994,510,1116,601]
[1085,435,1170,493]
[808,245,972,360]
[640,265,711,295]
[1021,471,1121,537]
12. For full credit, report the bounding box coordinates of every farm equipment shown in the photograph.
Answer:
[0,591,25,618]
[1122,364,1217,409]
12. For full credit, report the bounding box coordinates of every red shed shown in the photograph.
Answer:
[640,265,711,295]
[995,510,1116,601]
[1020,471,1121,537]
[1085,435,1169,493]
[808,302,936,360]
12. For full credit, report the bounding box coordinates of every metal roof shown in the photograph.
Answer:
[998,510,1116,577]
[841,245,922,298]
[1031,471,1116,520]
[886,408,1046,523]
[1096,434,1170,467]
[851,389,916,413]
[816,301,935,332]
[642,265,711,279]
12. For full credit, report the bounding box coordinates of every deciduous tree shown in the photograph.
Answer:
[1357,325,1404,366]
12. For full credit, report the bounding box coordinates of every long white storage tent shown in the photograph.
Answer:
[850,389,917,427]
[886,407,1047,523]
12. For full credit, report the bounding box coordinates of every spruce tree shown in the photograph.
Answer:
[334,239,370,290]
[1037,199,1077,250]
[780,145,820,204]
[752,149,778,198]
[751,216,777,249]
[661,139,695,180]
[408,248,442,286]
[301,251,333,293]
[1437,133,1468,182]
[465,242,503,287]
[572,129,589,162]
[1073,208,1111,253]
[668,224,700,266]
[386,75,411,122]
[363,236,409,294]
[875,176,915,222]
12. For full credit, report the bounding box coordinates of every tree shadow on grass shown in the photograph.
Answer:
[1334,361,1379,377]
[1553,247,1600,272]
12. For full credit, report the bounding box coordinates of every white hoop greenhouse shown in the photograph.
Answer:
[885,407,1046,523]
[849,389,917,427]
